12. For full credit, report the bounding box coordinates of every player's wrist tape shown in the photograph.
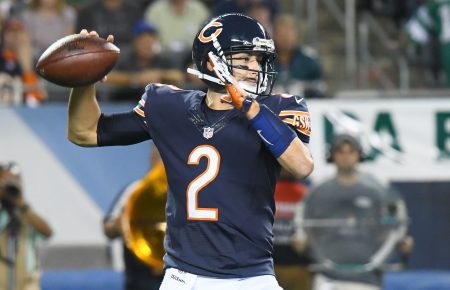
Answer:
[249,104,297,158]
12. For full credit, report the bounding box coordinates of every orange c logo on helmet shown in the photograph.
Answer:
[198,21,223,43]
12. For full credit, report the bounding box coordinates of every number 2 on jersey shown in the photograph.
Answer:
[186,145,220,221]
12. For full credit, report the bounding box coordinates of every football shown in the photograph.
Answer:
[36,34,120,87]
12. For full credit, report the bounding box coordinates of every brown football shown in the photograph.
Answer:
[36,34,120,87]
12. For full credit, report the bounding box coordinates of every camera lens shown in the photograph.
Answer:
[3,183,20,198]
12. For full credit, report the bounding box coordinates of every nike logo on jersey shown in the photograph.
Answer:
[294,96,304,105]
[257,130,274,145]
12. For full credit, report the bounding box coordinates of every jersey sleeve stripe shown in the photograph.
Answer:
[139,99,146,107]
[279,110,307,116]
[134,106,145,118]
[282,118,294,123]
[282,119,311,136]
[279,110,311,137]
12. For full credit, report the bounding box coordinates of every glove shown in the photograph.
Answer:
[208,51,249,110]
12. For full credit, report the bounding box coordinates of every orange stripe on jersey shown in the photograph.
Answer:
[279,110,308,116]
[139,99,145,107]
[279,110,311,136]
[282,118,294,123]
[134,106,145,117]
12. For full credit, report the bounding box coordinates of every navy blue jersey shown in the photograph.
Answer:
[129,84,310,277]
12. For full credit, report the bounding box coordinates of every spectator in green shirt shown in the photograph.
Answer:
[272,14,327,99]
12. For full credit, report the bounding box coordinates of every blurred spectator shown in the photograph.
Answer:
[245,0,275,35]
[272,14,326,99]
[273,169,312,290]
[0,17,46,106]
[0,0,28,20]
[0,162,53,290]
[144,0,209,64]
[66,0,90,7]
[213,0,248,15]
[105,20,184,102]
[384,0,418,29]
[213,0,278,18]
[0,1,14,20]
[198,0,216,10]
[76,0,142,51]
[406,0,450,87]
[294,134,413,290]
[20,0,76,61]
[103,147,165,290]
[357,0,418,29]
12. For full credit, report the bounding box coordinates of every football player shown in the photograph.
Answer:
[68,13,314,290]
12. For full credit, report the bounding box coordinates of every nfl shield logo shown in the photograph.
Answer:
[203,127,214,139]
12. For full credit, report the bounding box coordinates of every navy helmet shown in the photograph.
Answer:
[190,13,277,95]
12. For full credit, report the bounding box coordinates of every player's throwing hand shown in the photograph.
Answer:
[208,51,253,111]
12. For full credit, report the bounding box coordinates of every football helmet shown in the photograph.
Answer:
[190,13,277,96]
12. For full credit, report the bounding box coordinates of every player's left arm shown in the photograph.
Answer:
[277,137,313,179]
[246,99,313,179]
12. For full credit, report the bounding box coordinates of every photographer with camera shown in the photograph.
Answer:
[0,162,52,290]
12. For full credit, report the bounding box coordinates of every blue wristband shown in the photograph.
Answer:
[249,104,297,158]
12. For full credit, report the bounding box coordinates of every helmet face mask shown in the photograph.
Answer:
[226,50,277,95]
[191,13,277,96]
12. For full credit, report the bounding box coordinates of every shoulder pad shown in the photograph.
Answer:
[145,83,183,95]
[133,83,182,119]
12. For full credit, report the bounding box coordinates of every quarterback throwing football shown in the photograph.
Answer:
[68,13,314,290]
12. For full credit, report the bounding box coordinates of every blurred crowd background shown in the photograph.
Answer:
[2,0,450,105]
[0,0,450,290]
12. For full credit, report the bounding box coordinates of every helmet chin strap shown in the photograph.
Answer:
[187,67,225,85]
[187,67,261,96]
